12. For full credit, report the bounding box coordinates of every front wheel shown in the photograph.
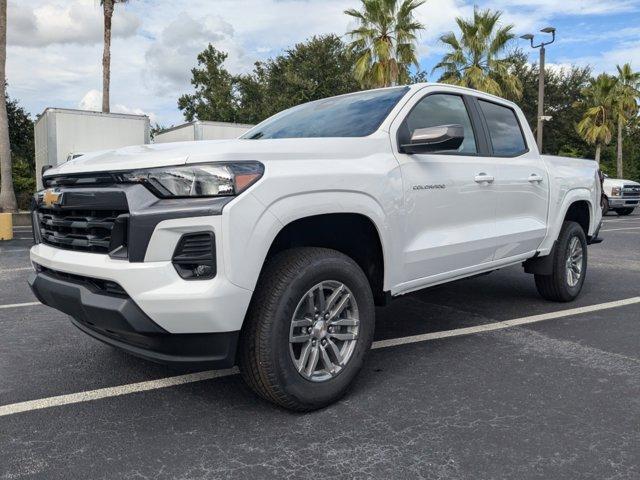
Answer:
[239,247,375,411]
[534,221,587,302]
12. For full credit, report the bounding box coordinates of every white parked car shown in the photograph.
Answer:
[29,84,603,410]
[602,176,640,215]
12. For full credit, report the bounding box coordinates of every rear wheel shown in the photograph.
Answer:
[534,221,587,302]
[616,208,635,216]
[239,247,375,411]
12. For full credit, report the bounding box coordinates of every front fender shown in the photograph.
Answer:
[221,190,397,292]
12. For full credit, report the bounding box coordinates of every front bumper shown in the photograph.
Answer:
[608,197,639,208]
[28,268,239,367]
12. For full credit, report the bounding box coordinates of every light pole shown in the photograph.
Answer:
[521,27,556,153]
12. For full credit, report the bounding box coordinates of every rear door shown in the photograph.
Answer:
[474,99,549,259]
[391,90,499,287]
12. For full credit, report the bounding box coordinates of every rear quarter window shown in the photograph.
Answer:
[478,100,528,156]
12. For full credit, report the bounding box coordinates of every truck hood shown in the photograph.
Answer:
[603,178,640,187]
[45,137,386,177]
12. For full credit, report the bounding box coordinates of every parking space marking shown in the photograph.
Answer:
[0,302,41,310]
[0,248,30,253]
[1,296,638,418]
[0,267,33,273]
[600,226,640,232]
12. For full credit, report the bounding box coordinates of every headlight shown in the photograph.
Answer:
[119,162,264,198]
[611,186,622,196]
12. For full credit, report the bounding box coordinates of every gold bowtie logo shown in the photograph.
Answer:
[42,189,62,207]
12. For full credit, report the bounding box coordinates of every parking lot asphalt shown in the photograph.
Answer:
[1,215,639,479]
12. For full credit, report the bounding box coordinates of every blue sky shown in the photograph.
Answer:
[7,0,640,126]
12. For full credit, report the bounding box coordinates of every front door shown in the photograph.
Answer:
[392,92,498,288]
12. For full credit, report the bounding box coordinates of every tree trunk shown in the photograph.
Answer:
[595,143,601,165]
[102,0,114,113]
[616,116,623,178]
[0,0,17,213]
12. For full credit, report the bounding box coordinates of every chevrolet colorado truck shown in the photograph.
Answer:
[602,176,640,215]
[29,84,603,411]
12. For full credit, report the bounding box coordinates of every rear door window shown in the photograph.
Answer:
[478,100,527,156]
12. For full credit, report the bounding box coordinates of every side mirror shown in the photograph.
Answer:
[401,124,464,154]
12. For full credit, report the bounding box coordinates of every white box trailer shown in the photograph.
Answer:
[153,121,253,143]
[34,108,150,189]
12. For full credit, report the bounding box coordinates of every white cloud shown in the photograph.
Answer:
[143,12,245,95]
[78,89,158,123]
[7,0,640,126]
[8,0,140,47]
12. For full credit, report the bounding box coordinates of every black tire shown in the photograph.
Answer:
[601,196,609,215]
[534,221,588,302]
[238,247,375,411]
[616,208,635,216]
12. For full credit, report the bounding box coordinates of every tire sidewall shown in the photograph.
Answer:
[263,253,374,408]
[556,222,588,299]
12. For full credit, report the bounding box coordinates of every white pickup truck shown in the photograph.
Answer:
[602,176,640,215]
[29,84,603,410]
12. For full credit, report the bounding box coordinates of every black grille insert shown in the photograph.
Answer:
[37,265,127,297]
[38,206,127,254]
[172,232,216,279]
[622,185,640,197]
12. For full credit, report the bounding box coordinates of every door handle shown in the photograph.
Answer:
[528,174,543,183]
[474,173,494,184]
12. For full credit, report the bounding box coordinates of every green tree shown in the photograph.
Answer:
[576,73,618,164]
[613,63,640,177]
[434,7,522,100]
[0,0,16,212]
[510,50,592,156]
[178,36,360,124]
[0,94,35,210]
[238,35,360,122]
[100,0,129,113]
[344,0,426,88]
[178,45,237,122]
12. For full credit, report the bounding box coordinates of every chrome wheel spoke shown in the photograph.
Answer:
[319,345,336,374]
[326,338,343,365]
[330,332,357,341]
[290,333,311,343]
[328,293,351,321]
[305,345,320,377]
[315,283,326,312]
[292,318,313,329]
[297,340,313,372]
[325,284,345,312]
[329,318,358,327]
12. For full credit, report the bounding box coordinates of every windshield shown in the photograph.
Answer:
[242,87,409,139]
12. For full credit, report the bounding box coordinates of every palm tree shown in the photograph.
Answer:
[344,0,426,88]
[576,74,618,164]
[0,0,16,212]
[100,0,129,113]
[434,7,522,100]
[613,63,640,177]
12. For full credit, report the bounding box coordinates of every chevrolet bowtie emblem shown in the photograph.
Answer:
[42,189,62,208]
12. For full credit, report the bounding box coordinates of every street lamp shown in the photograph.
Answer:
[521,27,556,153]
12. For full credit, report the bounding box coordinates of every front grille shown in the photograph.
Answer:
[622,185,640,197]
[37,206,127,253]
